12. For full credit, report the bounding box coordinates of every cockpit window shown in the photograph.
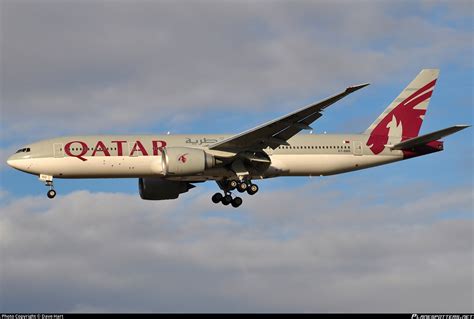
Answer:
[15,148,31,153]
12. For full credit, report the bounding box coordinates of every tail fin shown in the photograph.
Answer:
[365,69,440,154]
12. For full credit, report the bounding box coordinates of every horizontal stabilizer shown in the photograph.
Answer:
[391,125,470,150]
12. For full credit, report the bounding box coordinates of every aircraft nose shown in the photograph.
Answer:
[7,155,18,169]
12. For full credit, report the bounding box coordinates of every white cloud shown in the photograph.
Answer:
[1,182,472,312]
[1,1,472,138]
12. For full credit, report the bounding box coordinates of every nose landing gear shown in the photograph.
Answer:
[40,174,56,199]
[47,189,57,199]
[212,179,259,208]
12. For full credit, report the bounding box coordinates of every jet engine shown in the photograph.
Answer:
[139,178,195,200]
[162,147,216,175]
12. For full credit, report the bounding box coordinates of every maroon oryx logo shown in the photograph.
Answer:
[178,153,188,163]
[367,79,436,155]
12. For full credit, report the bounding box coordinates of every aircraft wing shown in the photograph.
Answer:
[209,83,369,152]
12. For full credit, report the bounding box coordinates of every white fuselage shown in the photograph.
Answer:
[7,134,405,181]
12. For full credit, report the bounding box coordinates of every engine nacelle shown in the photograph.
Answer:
[139,178,195,200]
[163,147,216,176]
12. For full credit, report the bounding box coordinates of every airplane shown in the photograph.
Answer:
[6,69,470,207]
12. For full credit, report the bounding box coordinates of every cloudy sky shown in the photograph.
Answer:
[1,0,473,313]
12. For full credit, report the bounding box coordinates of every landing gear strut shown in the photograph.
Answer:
[212,179,259,208]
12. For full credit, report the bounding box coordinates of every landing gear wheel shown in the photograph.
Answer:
[247,184,259,195]
[222,194,232,206]
[47,189,56,199]
[228,180,238,190]
[212,193,223,203]
[231,197,243,208]
[237,182,248,193]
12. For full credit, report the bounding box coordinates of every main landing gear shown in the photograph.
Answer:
[212,180,259,208]
[40,174,56,199]
[211,193,242,208]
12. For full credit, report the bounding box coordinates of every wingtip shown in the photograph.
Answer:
[346,83,370,93]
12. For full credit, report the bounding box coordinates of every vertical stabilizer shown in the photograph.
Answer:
[365,69,439,154]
